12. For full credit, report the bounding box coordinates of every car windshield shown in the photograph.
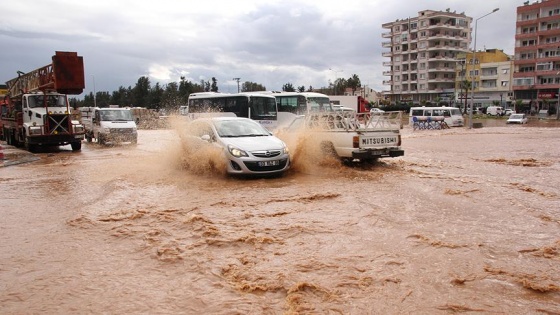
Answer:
[510,114,523,119]
[214,119,270,137]
[100,110,133,121]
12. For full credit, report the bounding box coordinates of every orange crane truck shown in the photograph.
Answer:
[0,51,86,152]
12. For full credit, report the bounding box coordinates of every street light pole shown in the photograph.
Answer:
[329,68,343,95]
[91,75,97,107]
[233,78,241,93]
[469,8,499,129]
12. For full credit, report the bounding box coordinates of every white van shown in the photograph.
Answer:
[409,106,464,127]
[80,107,138,145]
[486,106,503,116]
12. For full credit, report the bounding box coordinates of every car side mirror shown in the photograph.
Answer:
[201,134,211,142]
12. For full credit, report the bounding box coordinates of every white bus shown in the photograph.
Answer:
[257,91,332,127]
[184,92,278,130]
[409,106,464,127]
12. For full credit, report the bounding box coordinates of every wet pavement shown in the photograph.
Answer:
[1,118,559,314]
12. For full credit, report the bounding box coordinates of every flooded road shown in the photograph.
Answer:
[1,121,559,314]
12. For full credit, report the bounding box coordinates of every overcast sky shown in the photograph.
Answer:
[0,0,518,97]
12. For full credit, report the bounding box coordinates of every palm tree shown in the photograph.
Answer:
[460,79,472,114]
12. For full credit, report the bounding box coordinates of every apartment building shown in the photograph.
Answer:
[382,9,472,105]
[455,49,513,110]
[514,0,560,113]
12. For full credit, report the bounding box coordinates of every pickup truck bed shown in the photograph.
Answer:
[284,111,404,162]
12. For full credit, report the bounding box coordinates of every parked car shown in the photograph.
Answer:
[332,104,355,112]
[504,109,515,116]
[184,117,290,176]
[370,108,385,114]
[506,113,528,124]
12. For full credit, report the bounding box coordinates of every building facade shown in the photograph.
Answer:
[382,9,472,105]
[514,0,560,114]
[455,49,514,110]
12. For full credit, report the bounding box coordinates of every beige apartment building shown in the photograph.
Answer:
[455,49,514,110]
[382,9,472,105]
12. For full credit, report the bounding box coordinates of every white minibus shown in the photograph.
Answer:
[409,106,464,127]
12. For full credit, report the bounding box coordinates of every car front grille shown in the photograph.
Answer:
[110,128,134,134]
[251,150,282,158]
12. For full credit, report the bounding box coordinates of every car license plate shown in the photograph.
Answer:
[258,160,279,167]
[360,136,396,146]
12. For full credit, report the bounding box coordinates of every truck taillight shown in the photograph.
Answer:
[397,135,401,146]
[353,135,359,148]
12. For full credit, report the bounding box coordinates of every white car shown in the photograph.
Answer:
[370,108,385,114]
[332,104,355,112]
[504,109,515,116]
[506,113,528,124]
[185,117,290,176]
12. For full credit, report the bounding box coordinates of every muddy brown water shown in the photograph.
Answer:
[1,119,559,314]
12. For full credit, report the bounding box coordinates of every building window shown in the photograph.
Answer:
[502,68,509,74]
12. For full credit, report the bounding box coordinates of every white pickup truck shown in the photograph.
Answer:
[283,111,404,163]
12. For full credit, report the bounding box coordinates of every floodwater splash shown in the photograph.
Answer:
[167,115,227,176]
[276,128,342,175]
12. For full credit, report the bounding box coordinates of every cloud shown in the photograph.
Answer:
[0,0,519,98]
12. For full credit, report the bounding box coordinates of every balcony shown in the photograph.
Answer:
[382,51,392,57]
[383,80,393,85]
[382,31,392,38]
[383,61,393,66]
[383,71,392,76]
[382,41,392,48]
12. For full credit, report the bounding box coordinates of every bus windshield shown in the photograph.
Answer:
[186,92,278,130]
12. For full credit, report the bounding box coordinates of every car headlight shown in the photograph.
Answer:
[283,145,290,155]
[227,145,248,157]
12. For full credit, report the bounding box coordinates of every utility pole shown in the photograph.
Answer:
[233,78,241,93]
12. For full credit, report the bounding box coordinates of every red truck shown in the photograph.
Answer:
[0,52,86,152]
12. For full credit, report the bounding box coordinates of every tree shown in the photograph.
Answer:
[151,82,164,110]
[297,85,305,92]
[515,99,523,113]
[460,79,472,114]
[211,77,218,92]
[347,74,361,94]
[241,81,266,92]
[282,83,295,92]
[132,76,151,108]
